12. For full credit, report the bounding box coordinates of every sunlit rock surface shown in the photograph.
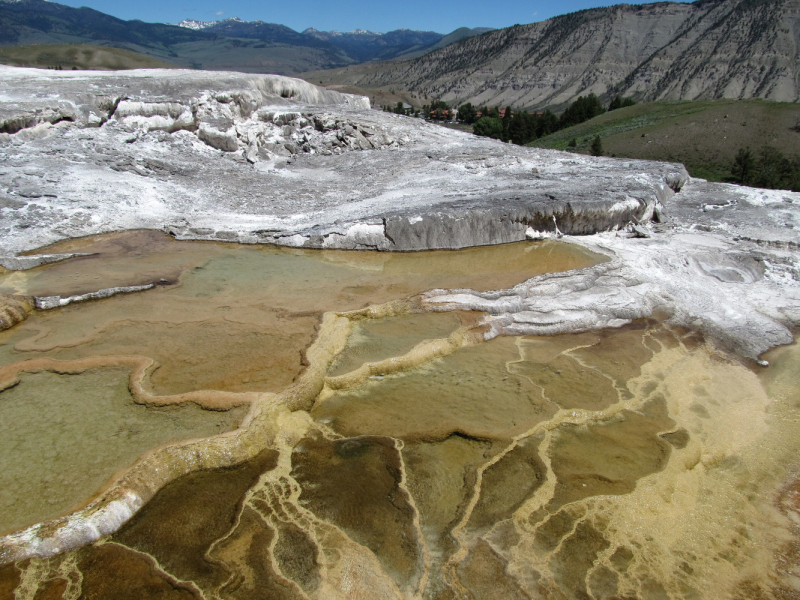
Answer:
[0,66,799,599]
[422,178,800,359]
[0,65,686,257]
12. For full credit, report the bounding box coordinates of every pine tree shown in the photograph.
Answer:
[508,110,536,145]
[501,106,513,142]
[590,136,604,156]
[458,103,478,124]
[609,95,636,111]
[559,94,605,129]
[731,147,755,184]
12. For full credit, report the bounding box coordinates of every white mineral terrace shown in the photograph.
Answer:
[1,65,797,360]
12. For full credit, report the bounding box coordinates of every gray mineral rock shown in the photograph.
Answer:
[33,284,155,310]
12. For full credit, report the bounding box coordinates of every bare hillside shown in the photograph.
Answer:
[306,0,800,109]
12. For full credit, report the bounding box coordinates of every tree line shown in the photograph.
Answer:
[382,100,455,120]
[382,102,420,117]
[731,146,800,192]
[459,94,634,147]
[379,93,637,155]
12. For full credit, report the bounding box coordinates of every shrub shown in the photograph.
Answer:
[609,95,636,111]
[473,116,504,140]
[731,147,755,184]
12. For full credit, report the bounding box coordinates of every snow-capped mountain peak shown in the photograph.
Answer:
[177,16,248,30]
[177,19,217,30]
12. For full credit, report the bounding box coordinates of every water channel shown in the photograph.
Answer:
[0,231,797,600]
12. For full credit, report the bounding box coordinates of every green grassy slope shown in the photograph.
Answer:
[529,99,800,181]
[0,44,174,70]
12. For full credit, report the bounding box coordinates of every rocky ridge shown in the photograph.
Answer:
[0,0,352,75]
[174,18,445,62]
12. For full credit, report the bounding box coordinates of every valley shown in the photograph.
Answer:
[0,0,490,75]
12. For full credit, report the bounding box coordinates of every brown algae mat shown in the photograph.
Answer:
[0,232,600,560]
[1,231,798,598]
[2,322,798,599]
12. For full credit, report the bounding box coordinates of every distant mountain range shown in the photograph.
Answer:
[310,0,800,108]
[0,0,492,74]
[6,0,793,110]
[174,17,459,63]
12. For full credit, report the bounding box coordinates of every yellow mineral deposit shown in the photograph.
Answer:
[0,230,797,599]
[0,294,32,332]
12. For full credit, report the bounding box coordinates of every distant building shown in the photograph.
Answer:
[429,109,453,121]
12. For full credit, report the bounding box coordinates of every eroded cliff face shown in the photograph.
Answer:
[315,0,800,108]
[621,0,800,101]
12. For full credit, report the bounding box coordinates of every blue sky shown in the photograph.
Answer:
[55,0,693,33]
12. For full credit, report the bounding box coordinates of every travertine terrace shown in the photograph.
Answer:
[0,66,799,599]
[1,66,797,356]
